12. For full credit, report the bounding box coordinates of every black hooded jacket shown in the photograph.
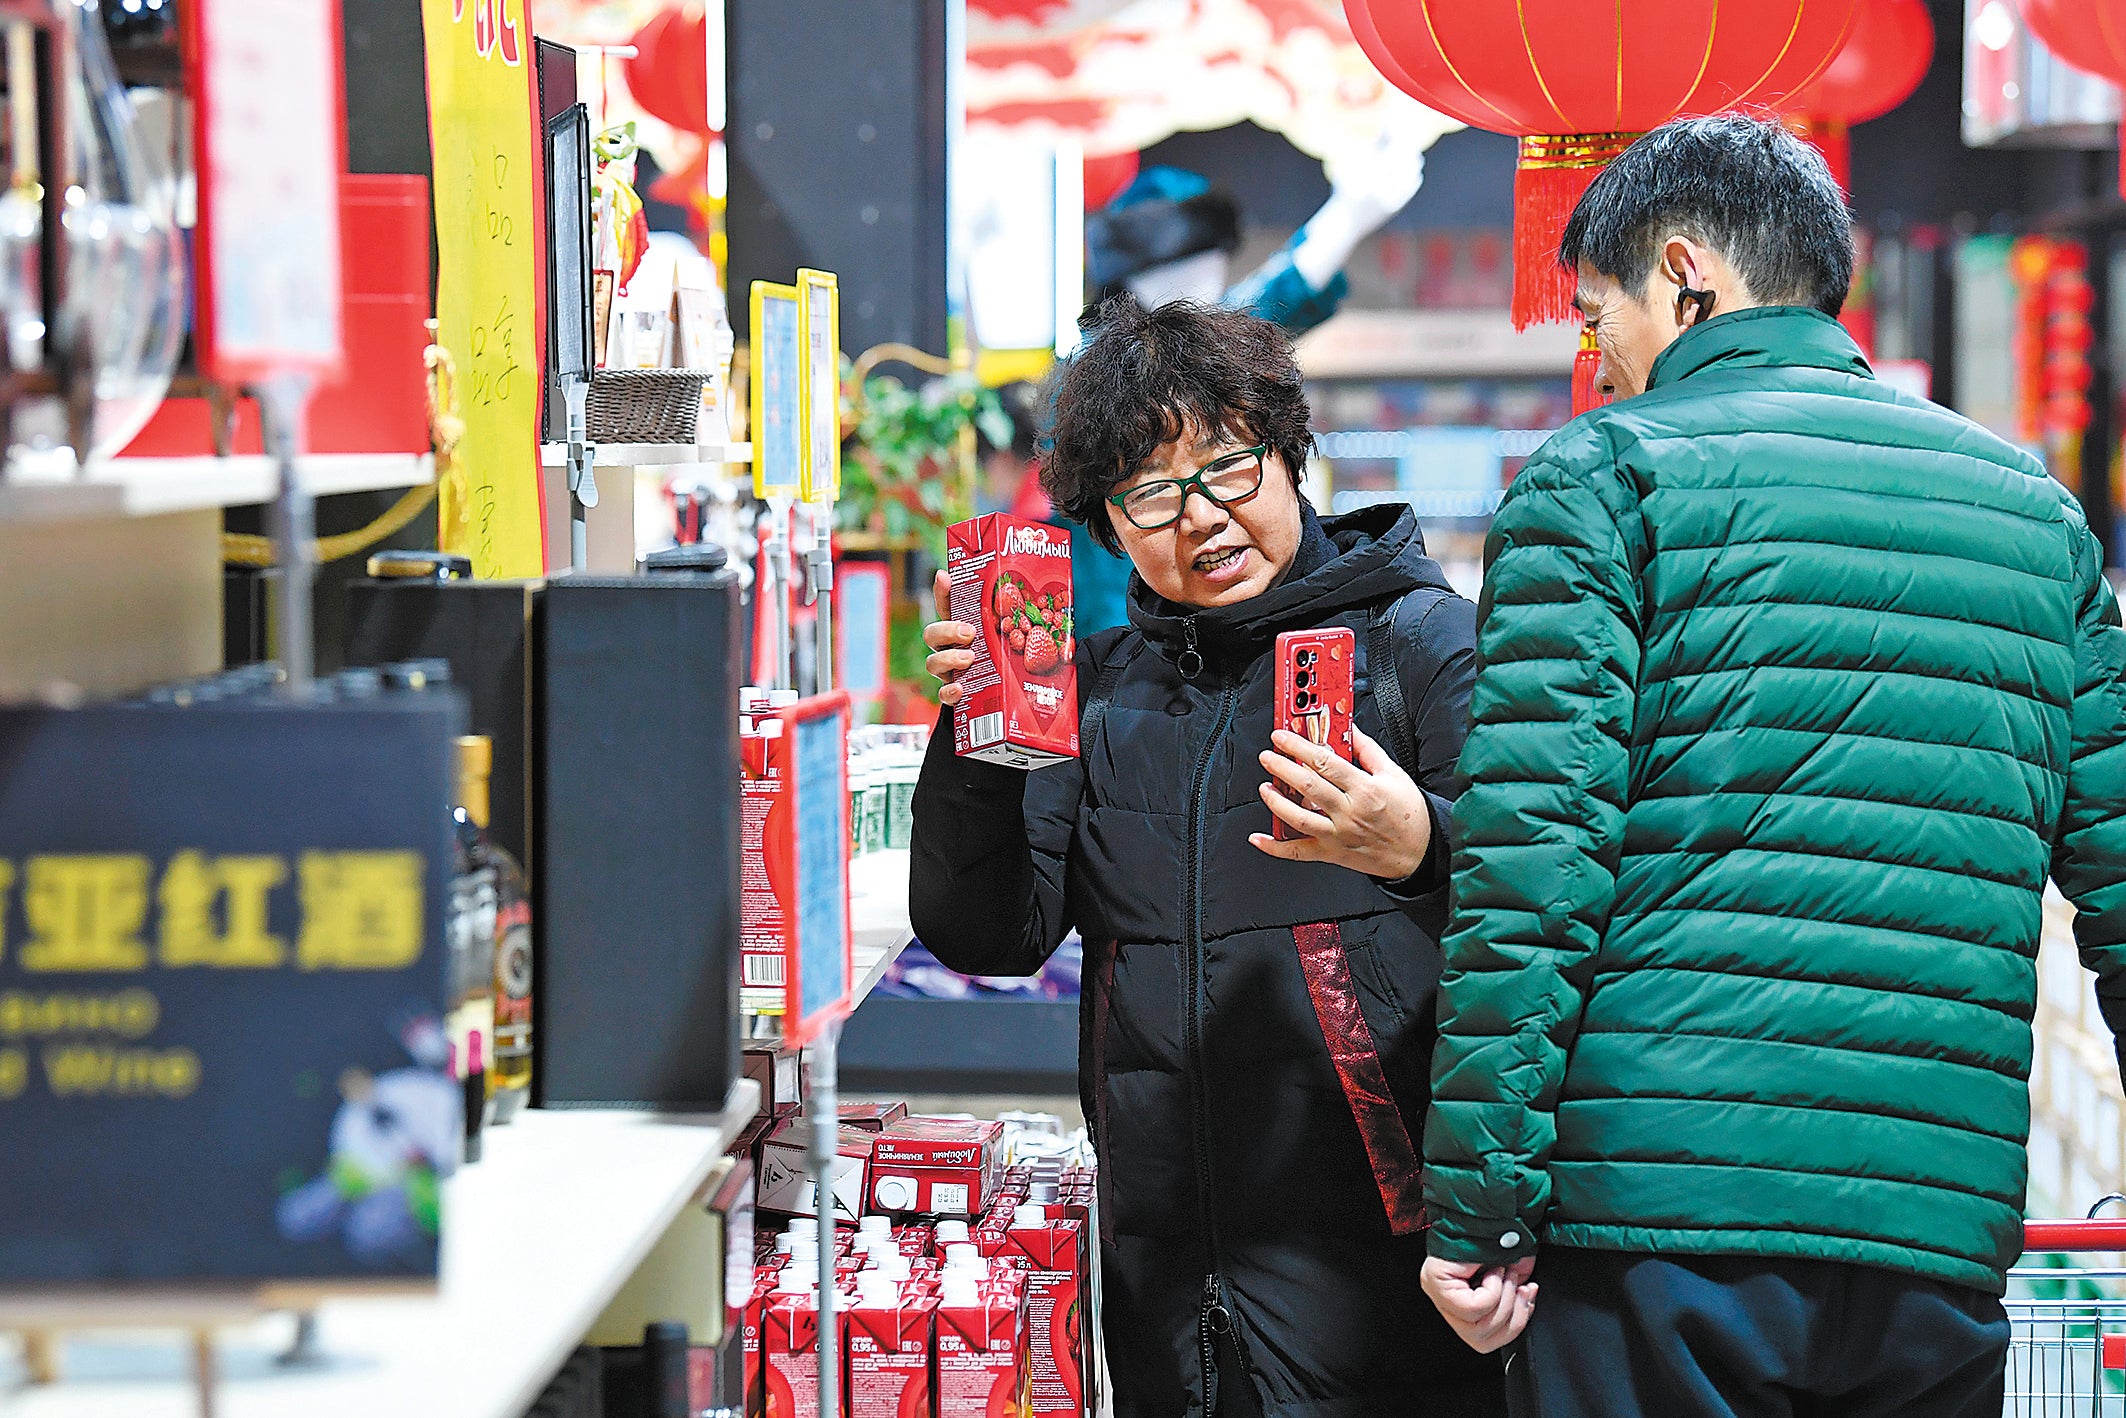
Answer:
[910,505,1503,1417]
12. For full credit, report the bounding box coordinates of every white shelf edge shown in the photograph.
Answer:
[0,1078,763,1418]
[0,452,433,526]
[539,441,751,469]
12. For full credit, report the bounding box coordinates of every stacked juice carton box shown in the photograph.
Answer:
[737,1108,1097,1418]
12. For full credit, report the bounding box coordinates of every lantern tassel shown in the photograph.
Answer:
[1811,119,1852,197]
[1570,326,1608,418]
[1513,133,1642,329]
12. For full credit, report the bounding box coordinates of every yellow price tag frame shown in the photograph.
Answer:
[797,268,841,504]
[751,280,803,501]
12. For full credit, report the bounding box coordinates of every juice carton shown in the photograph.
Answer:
[763,1288,831,1418]
[743,1044,806,1118]
[1000,1205,1087,1417]
[840,1100,911,1133]
[739,712,794,1015]
[745,1274,778,1418]
[935,1275,1028,1418]
[947,513,1079,769]
[759,1119,877,1222]
[871,1117,1004,1217]
[893,1222,934,1258]
[847,1285,937,1418]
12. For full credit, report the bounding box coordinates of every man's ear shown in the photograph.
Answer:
[1660,236,1703,296]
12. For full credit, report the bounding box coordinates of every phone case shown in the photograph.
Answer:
[1272,627,1355,840]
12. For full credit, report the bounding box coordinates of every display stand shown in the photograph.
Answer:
[765,497,795,689]
[260,377,316,688]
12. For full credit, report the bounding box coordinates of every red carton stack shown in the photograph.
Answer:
[870,1117,1005,1218]
[947,514,1079,769]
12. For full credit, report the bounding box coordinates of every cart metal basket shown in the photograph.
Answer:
[2009,1216,2126,1415]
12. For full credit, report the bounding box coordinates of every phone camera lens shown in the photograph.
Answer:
[1296,670,1312,688]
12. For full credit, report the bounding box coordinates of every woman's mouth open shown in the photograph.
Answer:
[1194,545,1250,584]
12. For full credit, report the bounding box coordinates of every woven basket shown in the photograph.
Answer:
[586,368,712,444]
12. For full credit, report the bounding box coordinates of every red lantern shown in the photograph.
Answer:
[1788,0,1934,191]
[1082,150,1140,211]
[2020,0,2126,199]
[1344,0,1860,326]
[625,5,713,137]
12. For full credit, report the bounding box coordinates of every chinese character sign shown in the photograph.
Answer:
[422,0,545,578]
[0,700,459,1286]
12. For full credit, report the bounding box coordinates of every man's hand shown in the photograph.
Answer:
[1249,727,1434,879]
[1420,1256,1537,1354]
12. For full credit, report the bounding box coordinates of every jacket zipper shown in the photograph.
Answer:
[1183,612,1240,1413]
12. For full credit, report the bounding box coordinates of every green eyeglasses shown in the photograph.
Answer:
[1106,445,1268,531]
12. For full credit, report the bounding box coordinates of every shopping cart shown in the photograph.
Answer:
[2009,1213,2126,1415]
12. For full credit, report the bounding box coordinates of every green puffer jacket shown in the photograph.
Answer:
[1424,306,2126,1296]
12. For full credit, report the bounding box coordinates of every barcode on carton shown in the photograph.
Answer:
[744,954,787,986]
[969,712,1004,748]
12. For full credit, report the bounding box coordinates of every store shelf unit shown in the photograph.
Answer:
[0,854,917,1417]
[538,441,751,468]
[0,451,435,524]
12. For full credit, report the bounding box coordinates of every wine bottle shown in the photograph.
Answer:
[452,734,533,1122]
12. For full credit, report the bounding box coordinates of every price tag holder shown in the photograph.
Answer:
[751,282,803,501]
[187,0,346,383]
[796,269,841,504]
[777,691,852,1047]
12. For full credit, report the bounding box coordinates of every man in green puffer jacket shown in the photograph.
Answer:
[1417,115,2126,1416]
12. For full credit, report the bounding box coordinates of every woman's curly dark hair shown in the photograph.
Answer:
[1041,295,1314,553]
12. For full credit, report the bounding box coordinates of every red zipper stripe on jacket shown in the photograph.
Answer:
[1292,921,1428,1235]
[1089,935,1119,1248]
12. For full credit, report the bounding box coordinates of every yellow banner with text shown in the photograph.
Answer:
[421,0,545,577]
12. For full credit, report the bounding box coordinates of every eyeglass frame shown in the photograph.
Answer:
[1104,444,1269,531]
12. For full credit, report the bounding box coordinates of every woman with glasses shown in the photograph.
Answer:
[909,295,1501,1418]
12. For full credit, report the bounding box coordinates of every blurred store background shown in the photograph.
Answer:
[492,0,2126,1209]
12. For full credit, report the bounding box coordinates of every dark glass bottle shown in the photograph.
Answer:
[451,734,532,1123]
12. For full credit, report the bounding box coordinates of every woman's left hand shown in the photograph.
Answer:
[1250,727,1434,880]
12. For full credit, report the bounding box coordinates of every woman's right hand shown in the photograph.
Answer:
[924,570,980,708]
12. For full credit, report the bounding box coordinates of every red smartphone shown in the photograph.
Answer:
[1272,627,1355,840]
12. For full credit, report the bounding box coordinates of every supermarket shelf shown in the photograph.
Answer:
[750,849,917,1057]
[0,1080,760,1418]
[851,848,915,964]
[0,451,434,524]
[538,441,751,468]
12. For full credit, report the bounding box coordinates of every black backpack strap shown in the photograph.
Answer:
[1080,630,1145,757]
[1368,596,1418,774]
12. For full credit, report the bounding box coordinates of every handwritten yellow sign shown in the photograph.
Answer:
[422,0,545,577]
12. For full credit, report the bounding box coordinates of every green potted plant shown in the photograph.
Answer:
[840,360,1014,716]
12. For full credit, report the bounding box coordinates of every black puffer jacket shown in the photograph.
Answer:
[910,505,1501,1418]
